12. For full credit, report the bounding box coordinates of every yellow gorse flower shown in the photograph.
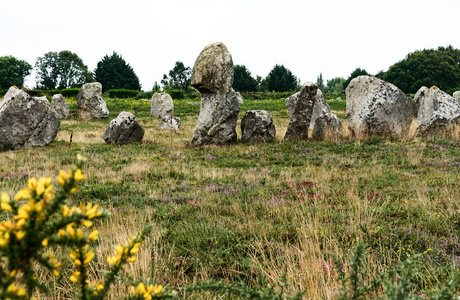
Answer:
[132,282,163,300]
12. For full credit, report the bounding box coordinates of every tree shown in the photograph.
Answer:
[35,51,92,89]
[0,56,32,89]
[378,45,460,94]
[343,68,370,90]
[161,61,191,92]
[316,73,325,91]
[233,65,258,92]
[94,52,141,92]
[267,64,299,92]
[324,77,346,94]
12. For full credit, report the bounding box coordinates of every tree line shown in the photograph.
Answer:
[1,45,460,95]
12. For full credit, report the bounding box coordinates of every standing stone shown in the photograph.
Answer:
[103,112,144,144]
[284,82,317,141]
[236,91,244,104]
[150,92,173,118]
[312,113,344,141]
[309,89,331,131]
[191,42,240,145]
[77,82,109,120]
[0,87,60,149]
[346,76,416,138]
[241,110,276,143]
[51,94,69,119]
[414,86,460,138]
[159,115,181,130]
[453,91,460,101]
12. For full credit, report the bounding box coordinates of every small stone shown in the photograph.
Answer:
[77,82,109,120]
[51,94,69,119]
[312,113,344,141]
[103,112,144,144]
[159,115,181,130]
[241,110,276,143]
[309,89,331,132]
[150,92,173,118]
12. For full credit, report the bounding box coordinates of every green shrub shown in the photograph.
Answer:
[136,91,154,100]
[108,89,139,98]
[241,91,294,100]
[24,89,45,97]
[168,90,184,100]
[61,88,80,97]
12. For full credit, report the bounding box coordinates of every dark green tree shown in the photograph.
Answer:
[35,51,92,89]
[343,68,370,90]
[324,77,346,94]
[378,45,460,94]
[161,61,191,92]
[316,73,325,91]
[267,64,299,92]
[0,56,32,89]
[94,52,141,92]
[233,65,258,92]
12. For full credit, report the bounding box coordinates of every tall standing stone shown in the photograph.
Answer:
[191,42,240,145]
[309,89,331,131]
[346,76,416,138]
[150,92,173,118]
[284,82,317,141]
[51,94,69,119]
[77,82,109,120]
[0,87,60,149]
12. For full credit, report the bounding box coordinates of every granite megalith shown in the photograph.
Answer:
[77,82,109,120]
[241,110,276,143]
[103,112,144,144]
[150,92,174,118]
[51,94,69,119]
[284,82,317,141]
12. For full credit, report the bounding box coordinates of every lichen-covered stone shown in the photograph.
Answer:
[309,89,331,132]
[191,42,240,145]
[312,113,344,141]
[415,86,460,138]
[159,115,181,130]
[453,91,460,101]
[0,87,60,149]
[77,82,109,120]
[150,92,173,118]
[51,94,69,119]
[241,110,276,143]
[346,76,416,138]
[284,82,317,141]
[103,112,144,144]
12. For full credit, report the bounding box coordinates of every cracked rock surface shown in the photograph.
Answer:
[159,115,181,130]
[151,92,173,118]
[103,112,144,144]
[241,110,276,143]
[0,87,60,149]
[77,82,109,120]
[51,94,69,119]
[284,82,317,141]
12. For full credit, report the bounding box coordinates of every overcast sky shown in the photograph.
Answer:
[1,0,459,90]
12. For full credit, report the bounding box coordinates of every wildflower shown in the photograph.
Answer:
[88,230,99,241]
[41,238,48,247]
[74,169,85,182]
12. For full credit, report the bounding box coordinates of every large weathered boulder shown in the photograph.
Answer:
[103,112,144,144]
[312,113,344,141]
[150,92,173,118]
[159,115,181,130]
[191,42,240,145]
[414,86,460,138]
[241,110,276,143]
[284,82,317,141]
[309,89,331,131]
[346,76,416,138]
[453,91,460,101]
[51,94,69,119]
[77,82,109,120]
[0,87,60,149]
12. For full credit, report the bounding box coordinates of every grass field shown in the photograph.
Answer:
[1,96,460,299]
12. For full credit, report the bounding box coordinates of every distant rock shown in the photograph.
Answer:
[312,113,344,141]
[241,110,276,143]
[453,91,460,101]
[309,89,331,131]
[191,42,240,145]
[51,94,69,119]
[103,111,144,144]
[159,115,181,130]
[150,92,173,118]
[77,82,109,120]
[236,92,244,104]
[0,86,60,149]
[284,82,317,141]
[346,76,416,138]
[414,86,460,138]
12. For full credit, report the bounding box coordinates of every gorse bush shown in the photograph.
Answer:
[0,155,175,299]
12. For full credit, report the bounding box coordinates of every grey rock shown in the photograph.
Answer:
[284,82,317,141]
[0,87,60,149]
[103,112,144,144]
[236,91,244,104]
[241,110,276,143]
[309,89,331,131]
[51,94,69,119]
[453,91,460,101]
[159,115,181,130]
[191,42,240,145]
[346,76,416,138]
[77,82,109,120]
[150,92,173,118]
[414,86,460,138]
[312,113,344,141]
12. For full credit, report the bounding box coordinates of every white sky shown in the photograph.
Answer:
[1,0,459,90]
